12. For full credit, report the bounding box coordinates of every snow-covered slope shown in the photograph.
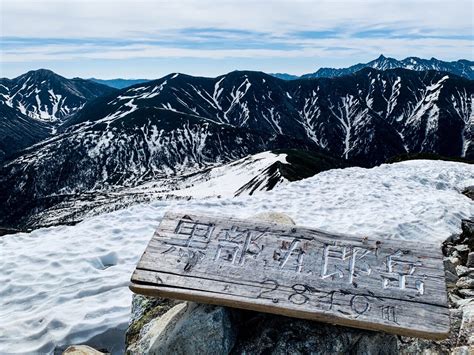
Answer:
[0,160,472,354]
[22,152,292,227]
[7,150,344,228]
[132,151,291,198]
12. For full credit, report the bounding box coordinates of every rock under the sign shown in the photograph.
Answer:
[455,265,471,277]
[126,302,237,355]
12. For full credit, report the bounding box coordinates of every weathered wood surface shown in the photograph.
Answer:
[130,212,450,339]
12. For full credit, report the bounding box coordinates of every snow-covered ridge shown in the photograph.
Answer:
[23,151,292,227]
[0,160,472,353]
[130,151,289,198]
[4,83,74,122]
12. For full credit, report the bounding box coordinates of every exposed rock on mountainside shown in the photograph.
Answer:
[463,186,474,201]
[0,101,50,163]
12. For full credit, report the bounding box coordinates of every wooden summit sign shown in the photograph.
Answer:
[130,212,450,339]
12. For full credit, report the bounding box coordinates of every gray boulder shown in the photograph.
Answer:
[127,302,237,355]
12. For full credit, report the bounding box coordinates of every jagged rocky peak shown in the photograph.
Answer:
[293,56,474,80]
[367,54,399,70]
[0,68,116,123]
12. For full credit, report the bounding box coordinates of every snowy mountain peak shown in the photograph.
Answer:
[289,56,474,80]
[0,69,116,122]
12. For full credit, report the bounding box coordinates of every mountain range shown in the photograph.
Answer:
[84,56,474,88]
[0,60,472,229]
[272,55,474,80]
[61,68,472,164]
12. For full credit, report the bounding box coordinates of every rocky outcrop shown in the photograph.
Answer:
[126,217,474,354]
[126,296,178,348]
[462,186,474,202]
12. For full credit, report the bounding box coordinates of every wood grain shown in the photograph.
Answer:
[130,212,450,339]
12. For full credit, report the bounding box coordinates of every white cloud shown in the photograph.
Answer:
[2,0,472,39]
[0,0,472,77]
[2,36,471,64]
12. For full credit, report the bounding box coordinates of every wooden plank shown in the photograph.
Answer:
[130,212,450,339]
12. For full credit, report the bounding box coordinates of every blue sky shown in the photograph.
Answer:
[1,0,472,79]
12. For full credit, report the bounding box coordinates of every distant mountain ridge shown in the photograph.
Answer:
[269,73,299,81]
[271,55,474,80]
[63,68,473,163]
[90,78,150,89]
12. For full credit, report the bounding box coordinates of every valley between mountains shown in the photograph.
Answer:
[0,60,473,230]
